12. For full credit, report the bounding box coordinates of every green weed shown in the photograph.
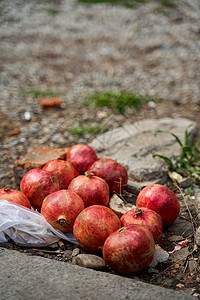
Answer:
[77,0,149,9]
[157,0,176,7]
[69,124,109,139]
[83,91,159,113]
[24,89,60,98]
[77,0,177,8]
[153,125,200,184]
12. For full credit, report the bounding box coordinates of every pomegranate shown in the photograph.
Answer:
[66,144,98,174]
[120,207,163,243]
[42,159,79,189]
[88,158,128,194]
[41,190,85,233]
[68,171,109,207]
[136,184,180,227]
[0,186,31,209]
[20,168,61,210]
[103,224,155,274]
[73,205,121,252]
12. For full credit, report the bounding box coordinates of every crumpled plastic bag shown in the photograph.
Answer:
[0,200,78,247]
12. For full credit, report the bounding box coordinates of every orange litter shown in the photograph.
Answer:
[40,98,61,108]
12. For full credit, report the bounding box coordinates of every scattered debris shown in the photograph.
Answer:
[168,239,188,255]
[7,130,21,137]
[168,171,194,188]
[167,218,194,237]
[58,240,65,250]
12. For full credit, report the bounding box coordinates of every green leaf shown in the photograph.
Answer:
[153,125,200,186]
[156,129,183,147]
[152,154,176,169]
[184,129,191,147]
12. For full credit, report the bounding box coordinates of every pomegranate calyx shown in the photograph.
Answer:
[84,171,95,178]
[133,208,143,217]
[56,218,70,228]
[4,186,11,192]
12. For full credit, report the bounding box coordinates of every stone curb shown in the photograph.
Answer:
[0,248,194,300]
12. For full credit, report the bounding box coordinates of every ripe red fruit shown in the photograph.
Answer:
[88,158,128,194]
[120,207,163,243]
[136,184,180,227]
[68,172,110,207]
[41,190,85,233]
[103,224,155,274]
[73,205,121,252]
[20,168,61,210]
[0,186,31,209]
[66,144,98,174]
[42,159,79,189]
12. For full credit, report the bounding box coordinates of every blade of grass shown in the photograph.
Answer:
[152,154,176,169]
[156,129,183,147]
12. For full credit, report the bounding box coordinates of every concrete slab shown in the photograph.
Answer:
[90,118,198,185]
[0,248,194,300]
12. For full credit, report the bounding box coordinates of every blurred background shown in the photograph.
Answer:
[0,0,200,187]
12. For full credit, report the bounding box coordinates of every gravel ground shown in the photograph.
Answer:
[0,0,200,296]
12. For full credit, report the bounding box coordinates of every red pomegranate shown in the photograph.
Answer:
[42,159,79,189]
[120,207,163,243]
[68,171,109,207]
[20,168,61,210]
[88,158,128,194]
[136,184,180,227]
[0,186,31,209]
[103,224,155,274]
[41,190,84,233]
[73,205,121,252]
[66,144,98,174]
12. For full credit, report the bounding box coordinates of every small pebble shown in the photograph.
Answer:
[37,251,45,257]
[48,242,59,250]
[63,250,72,259]
[72,254,107,271]
[24,111,31,121]
[148,267,159,274]
[148,101,156,109]
[72,248,80,257]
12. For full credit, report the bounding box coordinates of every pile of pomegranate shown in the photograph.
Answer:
[1,143,181,275]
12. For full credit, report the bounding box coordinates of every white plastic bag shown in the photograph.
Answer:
[0,200,78,247]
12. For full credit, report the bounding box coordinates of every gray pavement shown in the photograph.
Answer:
[0,247,194,300]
